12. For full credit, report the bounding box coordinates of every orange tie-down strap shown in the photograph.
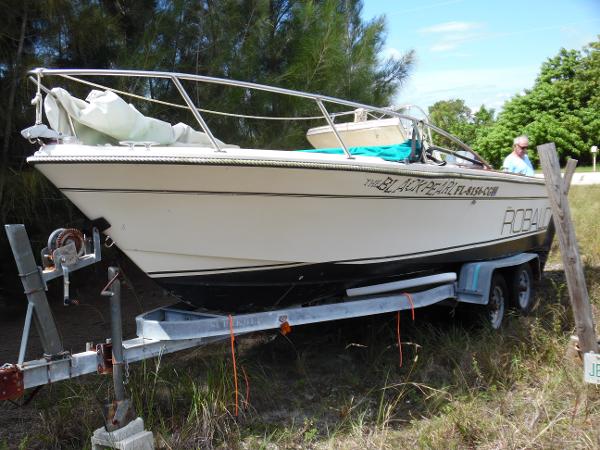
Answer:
[228,315,250,417]
[280,321,292,335]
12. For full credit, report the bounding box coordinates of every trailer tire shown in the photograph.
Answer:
[486,273,507,330]
[510,263,534,314]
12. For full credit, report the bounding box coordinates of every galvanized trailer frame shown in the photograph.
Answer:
[0,223,539,400]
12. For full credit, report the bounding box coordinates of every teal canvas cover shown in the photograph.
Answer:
[297,139,420,162]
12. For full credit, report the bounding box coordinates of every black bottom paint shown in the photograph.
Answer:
[155,233,548,312]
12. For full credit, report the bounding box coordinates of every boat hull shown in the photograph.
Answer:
[158,230,547,311]
[29,146,551,311]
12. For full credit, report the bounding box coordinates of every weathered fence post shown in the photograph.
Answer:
[539,157,578,270]
[538,143,598,354]
[562,158,579,193]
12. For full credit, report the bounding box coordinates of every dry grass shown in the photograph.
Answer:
[2,186,600,449]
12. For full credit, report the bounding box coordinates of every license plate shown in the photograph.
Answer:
[584,352,600,384]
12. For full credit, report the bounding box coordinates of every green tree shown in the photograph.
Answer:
[427,99,495,149]
[0,0,414,221]
[429,99,471,133]
[474,38,600,168]
[147,0,415,148]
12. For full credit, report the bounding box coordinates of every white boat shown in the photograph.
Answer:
[22,68,551,311]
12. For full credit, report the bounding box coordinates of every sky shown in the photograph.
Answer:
[361,0,600,113]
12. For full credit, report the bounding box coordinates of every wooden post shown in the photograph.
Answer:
[538,143,598,354]
[562,158,579,195]
[539,158,578,270]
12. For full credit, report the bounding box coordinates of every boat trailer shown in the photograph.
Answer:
[0,223,539,446]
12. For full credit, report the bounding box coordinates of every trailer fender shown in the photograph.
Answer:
[456,253,540,305]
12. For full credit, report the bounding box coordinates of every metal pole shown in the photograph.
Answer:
[17,303,34,365]
[106,267,126,402]
[5,224,63,356]
[100,267,135,431]
[171,76,223,152]
[316,99,353,159]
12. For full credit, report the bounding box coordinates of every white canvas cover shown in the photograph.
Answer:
[44,88,236,147]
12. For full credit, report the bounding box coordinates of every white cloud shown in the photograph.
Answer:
[421,18,599,53]
[429,32,483,52]
[417,21,486,53]
[395,65,539,112]
[419,21,482,34]
[435,51,472,59]
[431,42,457,52]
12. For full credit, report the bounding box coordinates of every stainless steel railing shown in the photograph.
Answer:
[28,67,488,166]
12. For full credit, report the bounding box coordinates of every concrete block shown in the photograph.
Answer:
[91,417,154,450]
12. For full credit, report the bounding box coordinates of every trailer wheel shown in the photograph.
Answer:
[487,273,507,330]
[511,263,534,314]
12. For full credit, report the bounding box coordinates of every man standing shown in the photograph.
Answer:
[503,135,534,176]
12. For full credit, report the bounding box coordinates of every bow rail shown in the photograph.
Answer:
[28,68,490,167]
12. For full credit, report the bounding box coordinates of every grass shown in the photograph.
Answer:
[573,166,599,173]
[546,185,600,267]
[2,186,600,449]
[535,165,599,174]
